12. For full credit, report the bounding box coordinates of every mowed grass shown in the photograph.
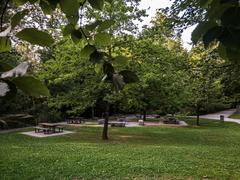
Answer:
[229,114,240,119]
[1,119,240,180]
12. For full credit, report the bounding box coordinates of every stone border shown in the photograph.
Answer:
[20,130,74,138]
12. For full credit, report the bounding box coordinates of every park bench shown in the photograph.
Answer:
[35,126,51,134]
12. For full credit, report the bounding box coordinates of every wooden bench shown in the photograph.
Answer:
[35,126,51,134]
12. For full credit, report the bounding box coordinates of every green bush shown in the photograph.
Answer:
[202,102,231,114]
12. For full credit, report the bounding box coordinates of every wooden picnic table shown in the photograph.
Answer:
[65,117,85,124]
[109,121,126,127]
[38,123,62,133]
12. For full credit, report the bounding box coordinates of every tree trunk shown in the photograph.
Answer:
[196,106,200,126]
[143,110,146,121]
[91,106,94,120]
[102,103,109,140]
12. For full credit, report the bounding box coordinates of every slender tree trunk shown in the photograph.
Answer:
[196,106,200,126]
[32,97,38,126]
[102,103,109,140]
[91,106,94,120]
[143,110,146,121]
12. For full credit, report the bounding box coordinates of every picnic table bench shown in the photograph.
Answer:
[109,121,126,127]
[66,117,85,124]
[36,123,64,134]
[56,125,64,132]
[35,126,51,134]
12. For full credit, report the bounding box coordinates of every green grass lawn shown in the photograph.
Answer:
[229,114,240,119]
[1,119,240,180]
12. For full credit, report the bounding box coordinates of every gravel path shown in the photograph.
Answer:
[199,109,240,124]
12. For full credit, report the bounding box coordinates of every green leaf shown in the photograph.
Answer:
[191,21,217,44]
[39,0,58,14]
[16,28,54,47]
[202,26,223,47]
[220,0,239,6]
[113,55,128,66]
[66,15,79,24]
[0,37,11,53]
[98,20,114,32]
[11,10,28,29]
[40,0,52,14]
[225,48,240,62]
[119,70,139,83]
[13,0,37,6]
[0,62,14,72]
[71,29,82,44]
[218,43,228,60]
[90,50,104,63]
[62,24,75,36]
[13,0,28,6]
[206,1,233,20]
[221,7,240,28]
[199,0,213,8]
[95,63,102,74]
[60,0,80,16]
[95,32,111,47]
[218,28,240,50]
[88,0,104,10]
[105,0,113,4]
[12,76,50,97]
[60,0,79,24]
[85,21,101,31]
[80,45,96,58]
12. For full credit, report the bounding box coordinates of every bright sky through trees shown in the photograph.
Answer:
[139,0,194,50]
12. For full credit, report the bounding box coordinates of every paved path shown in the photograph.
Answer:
[199,109,240,124]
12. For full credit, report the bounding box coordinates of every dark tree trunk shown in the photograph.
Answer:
[143,110,147,121]
[196,105,200,126]
[102,103,109,140]
[91,106,94,120]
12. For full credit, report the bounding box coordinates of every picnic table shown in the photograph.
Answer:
[109,121,126,127]
[36,123,64,134]
[66,117,85,124]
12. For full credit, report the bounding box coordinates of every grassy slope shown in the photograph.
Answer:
[0,119,240,180]
[229,114,240,119]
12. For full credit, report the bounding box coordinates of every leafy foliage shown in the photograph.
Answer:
[11,9,29,28]
[11,76,50,97]
[0,37,11,53]
[16,28,54,47]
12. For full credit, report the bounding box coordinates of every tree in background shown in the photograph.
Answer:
[188,45,227,125]
[116,13,190,119]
